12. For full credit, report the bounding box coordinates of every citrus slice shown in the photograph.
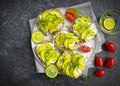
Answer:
[103,17,116,30]
[32,31,44,43]
[45,64,58,78]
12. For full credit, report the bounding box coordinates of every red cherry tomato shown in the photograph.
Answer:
[95,56,104,68]
[79,45,91,53]
[106,42,116,53]
[95,69,105,77]
[106,57,115,68]
[65,12,77,22]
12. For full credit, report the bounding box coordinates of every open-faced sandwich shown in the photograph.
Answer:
[37,9,64,35]
[53,31,79,51]
[56,53,85,78]
[35,43,59,67]
[71,15,96,42]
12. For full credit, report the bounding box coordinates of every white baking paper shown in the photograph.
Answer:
[29,2,105,75]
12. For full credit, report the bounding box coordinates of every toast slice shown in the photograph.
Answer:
[53,31,79,53]
[37,9,65,35]
[71,16,96,42]
[34,42,59,67]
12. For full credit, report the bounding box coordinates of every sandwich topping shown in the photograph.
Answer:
[72,16,96,42]
[56,53,85,78]
[37,9,64,34]
[54,32,79,50]
[37,43,58,66]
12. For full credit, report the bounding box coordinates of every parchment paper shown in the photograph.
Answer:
[29,2,105,75]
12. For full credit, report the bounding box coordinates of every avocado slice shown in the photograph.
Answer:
[57,33,65,45]
[65,63,73,77]
[55,35,61,45]
[65,33,74,38]
[49,9,62,18]
[84,30,95,42]
[56,55,65,69]
[78,16,91,22]
[77,64,85,70]
[64,39,69,49]
[80,28,90,39]
[64,54,71,60]
[62,59,71,69]
[72,67,80,78]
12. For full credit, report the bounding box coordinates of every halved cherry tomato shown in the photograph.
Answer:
[95,56,104,68]
[79,45,91,53]
[95,69,105,77]
[65,12,77,22]
[105,42,116,53]
[106,57,115,68]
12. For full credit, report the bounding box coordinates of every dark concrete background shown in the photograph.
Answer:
[0,0,120,86]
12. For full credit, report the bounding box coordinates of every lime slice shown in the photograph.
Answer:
[45,64,58,78]
[103,17,116,30]
[32,31,44,43]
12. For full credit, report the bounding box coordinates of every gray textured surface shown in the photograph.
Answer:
[0,0,120,86]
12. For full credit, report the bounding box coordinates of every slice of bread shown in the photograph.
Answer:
[37,9,65,35]
[34,42,59,67]
[53,31,79,53]
[71,17,96,42]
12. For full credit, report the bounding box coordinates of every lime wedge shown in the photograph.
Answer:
[32,31,44,43]
[103,17,116,30]
[45,64,58,78]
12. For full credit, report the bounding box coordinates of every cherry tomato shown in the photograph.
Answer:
[79,45,91,53]
[105,42,116,53]
[106,57,115,68]
[95,56,104,68]
[95,69,105,77]
[65,12,77,22]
